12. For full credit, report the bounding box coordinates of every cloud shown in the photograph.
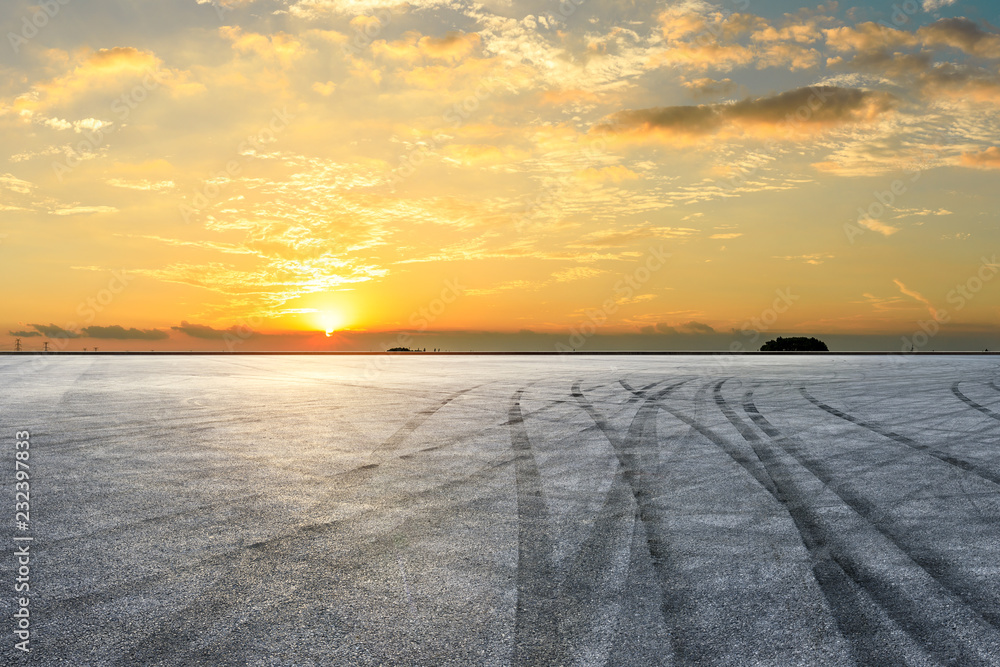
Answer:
[648,321,716,335]
[918,18,1000,58]
[171,321,255,340]
[824,23,918,52]
[312,81,337,96]
[854,215,901,236]
[552,267,608,282]
[918,63,1000,103]
[682,77,740,99]
[106,178,175,191]
[774,254,833,264]
[28,323,80,338]
[418,32,482,61]
[709,232,743,239]
[49,206,119,216]
[13,47,200,113]
[220,27,309,67]
[960,147,1000,169]
[81,325,169,340]
[8,330,41,338]
[573,224,696,247]
[678,320,716,334]
[373,31,481,64]
[601,86,896,144]
[894,279,941,318]
[922,0,957,12]
[828,50,933,77]
[0,174,34,194]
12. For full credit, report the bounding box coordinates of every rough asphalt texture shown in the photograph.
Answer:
[2,354,1000,665]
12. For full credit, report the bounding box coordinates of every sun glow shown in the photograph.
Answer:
[318,310,346,337]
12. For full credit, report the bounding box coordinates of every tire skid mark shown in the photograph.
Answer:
[645,380,918,664]
[801,387,1000,488]
[619,379,663,400]
[716,382,1000,665]
[620,379,663,403]
[508,388,565,666]
[572,379,691,664]
[954,381,1000,421]
[652,380,778,498]
[712,379,780,494]
[497,397,570,426]
[556,466,639,667]
[372,384,483,456]
[59,452,519,666]
[745,390,1000,630]
[663,382,914,664]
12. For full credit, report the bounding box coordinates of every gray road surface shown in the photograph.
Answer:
[2,354,1000,665]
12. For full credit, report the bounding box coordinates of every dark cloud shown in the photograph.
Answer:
[918,62,1000,101]
[918,18,1000,58]
[82,325,170,340]
[678,321,716,335]
[644,322,715,335]
[830,49,933,76]
[28,323,80,338]
[171,321,252,340]
[602,86,897,139]
[8,330,41,338]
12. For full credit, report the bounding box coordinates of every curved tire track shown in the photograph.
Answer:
[954,381,1000,421]
[801,387,1000,488]
[718,382,1000,665]
[745,389,1000,631]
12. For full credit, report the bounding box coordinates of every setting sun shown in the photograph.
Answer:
[318,311,346,337]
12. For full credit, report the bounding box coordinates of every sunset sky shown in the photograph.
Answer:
[2,0,999,351]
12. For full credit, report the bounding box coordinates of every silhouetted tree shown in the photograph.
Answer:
[760,336,828,352]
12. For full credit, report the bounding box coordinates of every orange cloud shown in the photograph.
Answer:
[824,23,918,52]
[651,42,755,72]
[14,47,200,113]
[220,27,309,67]
[373,31,481,64]
[960,147,1000,169]
[682,77,741,100]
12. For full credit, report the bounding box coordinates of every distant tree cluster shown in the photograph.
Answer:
[760,337,829,352]
[387,347,411,352]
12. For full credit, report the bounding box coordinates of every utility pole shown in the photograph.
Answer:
[14,338,21,352]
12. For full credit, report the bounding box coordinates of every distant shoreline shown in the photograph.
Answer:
[1,351,998,356]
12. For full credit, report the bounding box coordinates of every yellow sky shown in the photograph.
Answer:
[2,0,999,350]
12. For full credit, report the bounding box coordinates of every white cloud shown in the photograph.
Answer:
[922,0,957,12]
[49,206,119,216]
[106,179,176,191]
[0,174,34,194]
